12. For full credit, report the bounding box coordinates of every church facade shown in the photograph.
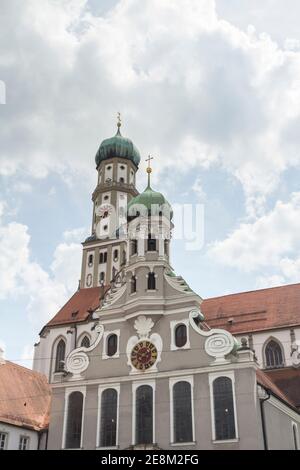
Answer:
[33,122,300,450]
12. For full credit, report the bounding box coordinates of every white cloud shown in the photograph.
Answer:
[192,176,206,201]
[1,0,300,215]
[209,192,300,285]
[51,242,82,292]
[0,213,83,329]
[63,226,89,243]
[19,344,35,369]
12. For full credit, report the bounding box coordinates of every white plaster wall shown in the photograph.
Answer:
[33,324,99,382]
[236,327,300,368]
[129,168,135,185]
[101,192,111,204]
[0,422,39,450]
[117,163,127,183]
[84,250,94,287]
[104,164,113,182]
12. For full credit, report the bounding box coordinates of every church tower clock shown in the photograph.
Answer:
[80,115,140,289]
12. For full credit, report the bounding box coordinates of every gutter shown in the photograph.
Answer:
[259,388,271,450]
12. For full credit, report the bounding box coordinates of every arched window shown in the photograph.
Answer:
[147,234,156,252]
[81,336,90,348]
[175,324,187,348]
[99,253,104,264]
[131,240,138,255]
[55,339,66,372]
[148,272,156,290]
[265,339,284,369]
[99,272,105,284]
[113,249,118,261]
[88,254,93,266]
[136,385,153,445]
[292,423,299,450]
[173,381,193,443]
[131,275,137,294]
[104,252,108,263]
[65,392,83,449]
[121,250,126,266]
[213,377,236,441]
[107,334,118,357]
[100,389,118,448]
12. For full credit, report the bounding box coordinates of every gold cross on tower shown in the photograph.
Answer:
[145,155,154,187]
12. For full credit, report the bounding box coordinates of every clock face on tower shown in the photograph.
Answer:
[98,203,113,219]
[131,340,158,371]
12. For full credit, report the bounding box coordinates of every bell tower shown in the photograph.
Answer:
[80,116,140,289]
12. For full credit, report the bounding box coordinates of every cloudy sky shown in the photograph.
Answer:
[1,0,300,367]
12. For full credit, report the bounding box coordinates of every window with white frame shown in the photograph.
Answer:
[19,436,30,450]
[98,388,119,448]
[80,335,90,348]
[170,376,194,444]
[54,338,66,372]
[102,330,120,359]
[135,385,153,445]
[0,432,8,450]
[264,339,285,369]
[173,381,193,443]
[170,319,190,350]
[65,391,84,449]
[210,374,237,441]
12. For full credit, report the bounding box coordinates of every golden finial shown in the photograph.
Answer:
[145,155,154,187]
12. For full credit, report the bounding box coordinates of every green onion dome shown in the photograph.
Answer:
[127,183,173,219]
[95,126,141,168]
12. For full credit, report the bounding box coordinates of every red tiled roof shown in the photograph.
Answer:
[0,361,51,431]
[264,367,300,409]
[256,368,297,409]
[201,283,300,334]
[45,287,102,328]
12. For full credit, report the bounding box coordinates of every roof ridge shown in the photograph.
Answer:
[5,361,48,379]
[204,282,300,301]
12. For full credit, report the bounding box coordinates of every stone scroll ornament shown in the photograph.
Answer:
[291,340,300,368]
[189,308,239,364]
[65,324,104,380]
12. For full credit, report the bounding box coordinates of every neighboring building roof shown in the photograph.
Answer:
[45,287,102,329]
[45,282,300,334]
[201,283,300,334]
[256,368,297,410]
[264,367,300,409]
[0,361,51,431]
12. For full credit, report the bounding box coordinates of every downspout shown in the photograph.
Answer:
[45,428,49,450]
[37,431,42,450]
[73,323,78,349]
[259,388,271,450]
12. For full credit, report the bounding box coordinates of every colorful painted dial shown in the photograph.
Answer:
[131,340,158,371]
